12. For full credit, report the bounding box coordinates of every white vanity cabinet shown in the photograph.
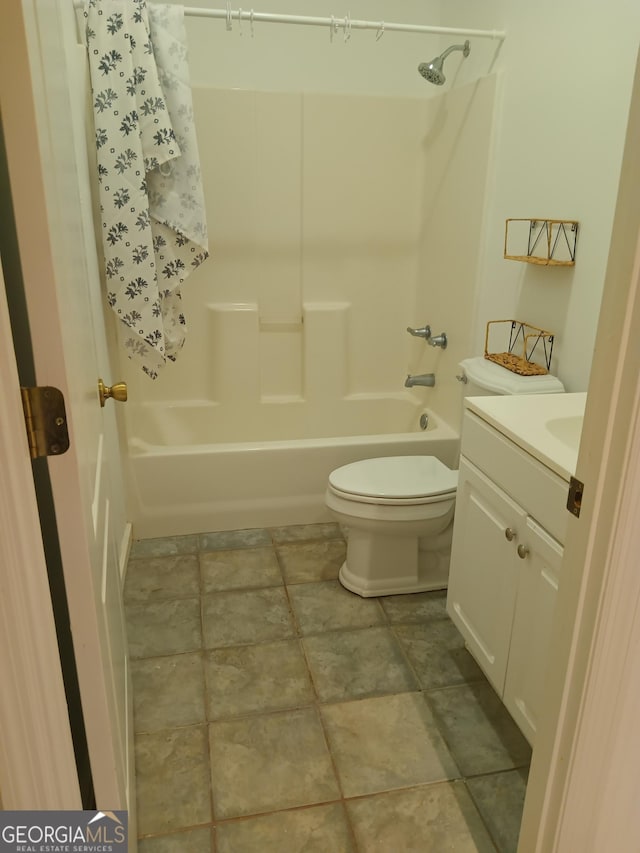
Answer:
[447,407,568,745]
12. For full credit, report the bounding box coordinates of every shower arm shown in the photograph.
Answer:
[438,41,471,61]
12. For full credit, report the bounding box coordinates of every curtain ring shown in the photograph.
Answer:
[226,1,232,31]
[330,15,335,43]
[250,8,255,37]
[238,7,243,36]
[376,21,385,41]
[344,12,352,42]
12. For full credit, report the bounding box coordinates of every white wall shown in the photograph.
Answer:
[446,0,640,390]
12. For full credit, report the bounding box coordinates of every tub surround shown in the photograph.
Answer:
[118,79,495,539]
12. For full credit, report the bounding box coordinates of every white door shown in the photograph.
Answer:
[504,517,562,745]
[1,0,134,824]
[447,456,525,694]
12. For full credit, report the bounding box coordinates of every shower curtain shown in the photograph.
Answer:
[85,0,209,379]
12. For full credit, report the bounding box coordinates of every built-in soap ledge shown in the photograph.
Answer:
[258,320,303,332]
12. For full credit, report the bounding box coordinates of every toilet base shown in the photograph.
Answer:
[337,527,452,598]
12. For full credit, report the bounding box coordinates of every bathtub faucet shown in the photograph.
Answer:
[428,332,448,349]
[405,373,436,388]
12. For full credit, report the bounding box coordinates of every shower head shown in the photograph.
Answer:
[418,40,470,85]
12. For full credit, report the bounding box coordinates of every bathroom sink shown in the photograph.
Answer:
[464,392,587,481]
[545,415,584,449]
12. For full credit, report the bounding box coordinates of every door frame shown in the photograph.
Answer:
[519,47,640,850]
[0,260,81,808]
[0,0,132,812]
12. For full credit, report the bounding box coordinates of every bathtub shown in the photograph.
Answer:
[125,396,460,538]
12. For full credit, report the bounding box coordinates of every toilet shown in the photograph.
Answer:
[325,356,565,597]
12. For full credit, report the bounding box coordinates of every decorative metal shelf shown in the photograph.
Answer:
[504,218,578,266]
[485,320,554,376]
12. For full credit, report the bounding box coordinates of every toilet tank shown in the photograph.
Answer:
[459,356,565,397]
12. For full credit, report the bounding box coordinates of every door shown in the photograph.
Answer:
[504,517,562,745]
[1,0,134,823]
[447,456,525,694]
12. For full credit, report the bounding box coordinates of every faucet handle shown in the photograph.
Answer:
[428,332,448,349]
[406,325,431,340]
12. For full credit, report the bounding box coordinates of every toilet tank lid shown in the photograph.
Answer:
[459,357,565,395]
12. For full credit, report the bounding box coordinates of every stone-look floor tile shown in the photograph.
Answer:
[303,627,418,703]
[276,540,347,584]
[200,547,282,594]
[394,620,485,690]
[202,587,295,649]
[346,781,496,853]
[135,726,211,836]
[130,535,199,559]
[467,768,529,853]
[426,682,532,777]
[125,555,200,603]
[132,652,205,732]
[126,598,201,659]
[216,803,355,853]
[199,528,271,552]
[320,693,459,797]
[138,827,213,853]
[205,640,314,719]
[380,590,448,624]
[270,523,343,544]
[288,580,384,635]
[209,707,340,819]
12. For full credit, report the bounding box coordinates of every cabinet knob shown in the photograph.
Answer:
[517,544,530,559]
[505,527,516,542]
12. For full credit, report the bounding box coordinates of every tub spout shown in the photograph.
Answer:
[405,373,436,388]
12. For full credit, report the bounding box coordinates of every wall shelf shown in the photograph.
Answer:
[504,219,578,266]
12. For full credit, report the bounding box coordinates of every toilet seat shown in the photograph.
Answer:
[328,456,457,506]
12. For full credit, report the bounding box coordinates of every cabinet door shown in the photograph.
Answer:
[447,457,526,695]
[504,517,563,745]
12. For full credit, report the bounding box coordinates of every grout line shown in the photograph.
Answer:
[129,531,528,850]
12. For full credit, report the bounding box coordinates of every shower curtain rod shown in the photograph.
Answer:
[180,7,506,41]
[74,2,505,41]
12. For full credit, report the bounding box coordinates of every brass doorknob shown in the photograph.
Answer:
[98,378,128,407]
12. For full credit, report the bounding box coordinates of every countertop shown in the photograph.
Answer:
[465,392,587,482]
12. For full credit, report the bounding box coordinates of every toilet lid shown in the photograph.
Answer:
[329,456,457,501]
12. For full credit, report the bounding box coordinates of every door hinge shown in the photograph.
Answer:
[567,475,584,518]
[20,386,70,459]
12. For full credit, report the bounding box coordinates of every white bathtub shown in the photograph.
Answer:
[125,397,460,538]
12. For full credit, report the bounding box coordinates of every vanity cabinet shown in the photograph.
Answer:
[447,409,567,745]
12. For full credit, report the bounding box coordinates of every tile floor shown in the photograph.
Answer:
[125,523,531,853]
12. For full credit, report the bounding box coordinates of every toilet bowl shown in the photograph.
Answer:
[325,356,566,598]
[325,455,457,597]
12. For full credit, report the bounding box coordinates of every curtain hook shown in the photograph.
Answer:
[376,21,385,41]
[344,11,352,42]
[250,8,255,38]
[238,7,243,36]
[330,15,335,43]
[226,1,232,31]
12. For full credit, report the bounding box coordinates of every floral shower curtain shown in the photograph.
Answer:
[85,0,209,379]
